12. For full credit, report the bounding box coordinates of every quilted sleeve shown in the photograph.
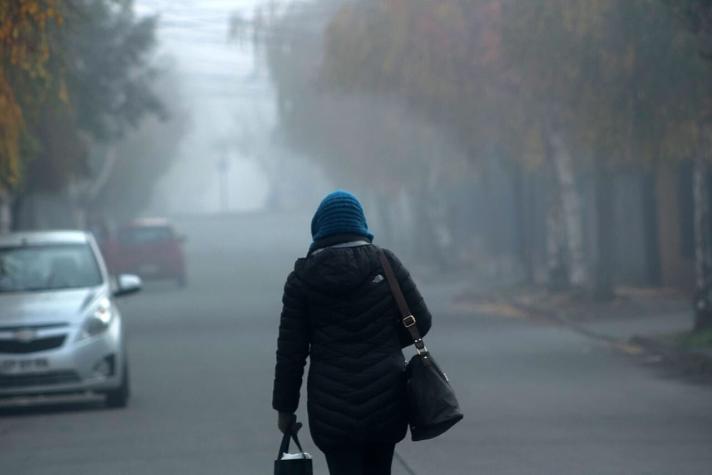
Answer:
[272,271,310,413]
[383,249,433,347]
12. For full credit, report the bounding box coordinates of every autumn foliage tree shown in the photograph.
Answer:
[249,0,712,329]
[665,0,712,330]
[322,0,595,287]
[0,0,62,191]
[322,0,711,298]
[1,0,167,230]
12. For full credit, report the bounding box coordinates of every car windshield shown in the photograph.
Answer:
[0,244,103,293]
[119,226,173,244]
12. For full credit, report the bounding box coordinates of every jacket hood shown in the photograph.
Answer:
[295,244,378,295]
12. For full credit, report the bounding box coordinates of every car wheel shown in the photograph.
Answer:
[105,360,130,409]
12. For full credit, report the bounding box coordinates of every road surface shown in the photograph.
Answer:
[1,213,711,474]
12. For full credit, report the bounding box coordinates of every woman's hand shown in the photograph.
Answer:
[278,412,297,434]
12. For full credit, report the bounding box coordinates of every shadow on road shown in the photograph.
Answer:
[626,350,712,387]
[0,397,106,418]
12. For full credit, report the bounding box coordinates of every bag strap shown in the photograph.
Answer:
[277,422,306,459]
[378,250,428,355]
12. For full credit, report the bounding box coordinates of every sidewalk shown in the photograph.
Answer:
[454,285,712,377]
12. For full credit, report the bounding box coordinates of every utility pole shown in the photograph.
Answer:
[217,156,230,213]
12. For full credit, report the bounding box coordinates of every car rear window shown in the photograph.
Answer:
[119,226,174,244]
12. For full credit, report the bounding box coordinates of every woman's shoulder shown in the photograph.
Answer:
[375,246,408,272]
[283,264,305,290]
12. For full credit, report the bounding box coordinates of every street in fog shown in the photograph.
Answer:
[3,1,712,473]
[1,214,710,474]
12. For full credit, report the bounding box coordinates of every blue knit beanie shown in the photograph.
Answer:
[311,190,374,242]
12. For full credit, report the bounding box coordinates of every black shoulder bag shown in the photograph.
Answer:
[274,422,313,475]
[379,250,464,441]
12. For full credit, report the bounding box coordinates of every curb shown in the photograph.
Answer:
[507,300,618,343]
[507,298,712,378]
[628,336,712,378]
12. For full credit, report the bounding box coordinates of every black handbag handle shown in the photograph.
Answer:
[378,250,428,356]
[277,422,306,459]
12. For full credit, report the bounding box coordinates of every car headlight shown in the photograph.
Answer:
[77,297,114,341]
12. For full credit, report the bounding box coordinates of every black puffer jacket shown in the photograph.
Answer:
[272,242,432,450]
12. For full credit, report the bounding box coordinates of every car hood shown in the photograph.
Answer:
[0,287,105,327]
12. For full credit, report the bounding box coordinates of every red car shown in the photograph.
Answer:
[112,219,187,286]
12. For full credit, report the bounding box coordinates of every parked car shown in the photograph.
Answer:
[114,218,187,286]
[0,231,141,408]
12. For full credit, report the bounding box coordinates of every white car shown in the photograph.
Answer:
[0,231,141,408]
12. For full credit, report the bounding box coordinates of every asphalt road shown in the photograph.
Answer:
[1,213,712,474]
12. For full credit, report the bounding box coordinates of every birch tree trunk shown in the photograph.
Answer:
[87,146,118,203]
[549,131,588,288]
[69,145,119,229]
[693,156,712,331]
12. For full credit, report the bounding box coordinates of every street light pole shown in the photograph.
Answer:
[217,156,230,213]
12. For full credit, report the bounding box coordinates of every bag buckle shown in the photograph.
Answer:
[414,338,429,356]
[402,315,416,328]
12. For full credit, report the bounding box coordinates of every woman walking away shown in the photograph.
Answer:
[272,190,432,475]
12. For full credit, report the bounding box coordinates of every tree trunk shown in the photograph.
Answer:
[10,193,22,231]
[412,190,448,269]
[549,131,588,288]
[545,188,568,291]
[641,167,661,286]
[693,157,712,331]
[593,160,615,300]
[76,145,118,227]
[0,189,12,233]
[511,162,534,283]
[480,166,503,264]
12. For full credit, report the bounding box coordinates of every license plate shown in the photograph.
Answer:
[0,358,49,374]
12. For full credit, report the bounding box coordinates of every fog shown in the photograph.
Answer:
[2,1,710,286]
[136,0,272,213]
[2,1,712,473]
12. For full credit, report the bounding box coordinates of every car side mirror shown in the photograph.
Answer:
[114,274,142,297]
